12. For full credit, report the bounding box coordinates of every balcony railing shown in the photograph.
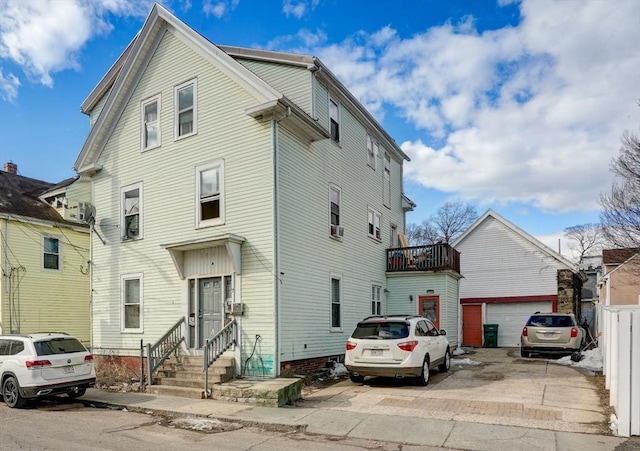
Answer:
[387,243,460,274]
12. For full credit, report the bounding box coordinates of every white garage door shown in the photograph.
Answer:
[486,302,553,347]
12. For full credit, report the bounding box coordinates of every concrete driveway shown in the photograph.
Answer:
[301,348,609,435]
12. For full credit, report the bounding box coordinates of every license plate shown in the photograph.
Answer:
[370,349,382,356]
[543,332,555,338]
[63,366,75,374]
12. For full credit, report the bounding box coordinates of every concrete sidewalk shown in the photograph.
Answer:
[81,388,631,451]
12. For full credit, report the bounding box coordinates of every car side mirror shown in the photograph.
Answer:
[440,330,446,335]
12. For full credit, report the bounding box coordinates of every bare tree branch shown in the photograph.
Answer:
[409,202,478,245]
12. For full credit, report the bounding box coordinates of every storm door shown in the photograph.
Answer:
[198,277,222,347]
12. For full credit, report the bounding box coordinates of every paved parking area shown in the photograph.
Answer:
[300,348,608,434]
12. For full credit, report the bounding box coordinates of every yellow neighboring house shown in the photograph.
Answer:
[0,162,91,344]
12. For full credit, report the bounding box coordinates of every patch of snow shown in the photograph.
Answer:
[451,358,481,369]
[610,413,619,436]
[330,362,348,379]
[171,417,243,433]
[553,347,603,372]
[452,347,468,356]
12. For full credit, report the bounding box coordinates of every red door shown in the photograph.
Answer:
[462,304,482,346]
[418,295,440,329]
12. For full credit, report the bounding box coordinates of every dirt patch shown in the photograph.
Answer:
[589,372,616,435]
[474,371,505,381]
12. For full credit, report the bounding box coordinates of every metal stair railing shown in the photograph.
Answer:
[203,319,237,397]
[141,316,186,392]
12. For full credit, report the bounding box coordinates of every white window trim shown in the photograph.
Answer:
[366,134,378,170]
[329,184,342,238]
[121,273,143,333]
[121,182,143,241]
[42,235,62,272]
[174,78,197,140]
[368,207,382,241]
[141,94,161,151]
[371,283,383,316]
[329,95,341,143]
[195,160,225,228]
[330,273,343,331]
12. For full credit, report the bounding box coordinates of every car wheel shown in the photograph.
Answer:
[68,387,87,398]
[2,376,26,408]
[349,373,365,383]
[415,357,430,386]
[438,349,451,372]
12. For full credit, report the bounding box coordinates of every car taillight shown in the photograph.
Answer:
[571,327,578,338]
[397,340,418,352]
[522,327,528,337]
[25,360,52,369]
[85,354,94,362]
[346,341,357,351]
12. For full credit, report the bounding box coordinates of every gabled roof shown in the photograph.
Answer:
[0,170,60,222]
[74,3,285,175]
[453,209,578,272]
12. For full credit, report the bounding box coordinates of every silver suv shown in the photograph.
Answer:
[345,315,450,386]
[0,333,96,408]
[520,312,585,357]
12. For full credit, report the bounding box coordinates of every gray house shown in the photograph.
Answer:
[72,4,460,383]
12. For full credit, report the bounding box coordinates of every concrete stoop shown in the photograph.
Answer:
[148,354,302,407]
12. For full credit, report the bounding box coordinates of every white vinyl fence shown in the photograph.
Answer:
[599,305,640,437]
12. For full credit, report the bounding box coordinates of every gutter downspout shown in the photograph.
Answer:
[273,106,291,376]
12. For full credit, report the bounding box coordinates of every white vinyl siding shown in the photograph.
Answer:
[88,31,275,364]
[235,59,312,114]
[121,273,143,332]
[456,216,567,299]
[141,94,161,150]
[175,79,197,139]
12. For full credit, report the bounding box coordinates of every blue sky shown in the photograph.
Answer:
[1,0,639,257]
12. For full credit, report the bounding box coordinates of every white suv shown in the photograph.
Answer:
[0,333,96,408]
[345,315,450,385]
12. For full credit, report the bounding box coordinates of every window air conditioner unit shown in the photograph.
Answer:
[330,225,345,237]
[231,303,244,315]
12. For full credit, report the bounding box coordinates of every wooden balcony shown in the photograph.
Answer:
[387,243,460,274]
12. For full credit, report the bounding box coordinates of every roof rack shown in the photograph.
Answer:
[361,314,421,321]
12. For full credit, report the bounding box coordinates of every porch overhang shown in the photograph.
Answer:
[160,233,246,279]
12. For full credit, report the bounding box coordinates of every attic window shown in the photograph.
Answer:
[175,79,197,139]
[142,95,161,150]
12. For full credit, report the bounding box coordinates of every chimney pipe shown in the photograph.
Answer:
[3,162,17,175]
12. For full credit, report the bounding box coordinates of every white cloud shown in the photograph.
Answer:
[203,0,239,18]
[282,0,319,19]
[0,68,20,101]
[299,0,639,214]
[0,0,150,95]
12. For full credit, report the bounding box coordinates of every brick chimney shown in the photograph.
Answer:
[3,162,17,174]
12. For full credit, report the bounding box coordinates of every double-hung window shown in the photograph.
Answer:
[43,236,60,270]
[330,274,342,329]
[329,96,340,142]
[329,185,341,237]
[175,79,197,139]
[196,161,224,227]
[383,152,391,207]
[368,207,381,240]
[367,134,378,169]
[122,273,143,332]
[371,284,382,316]
[141,95,160,150]
[122,183,142,240]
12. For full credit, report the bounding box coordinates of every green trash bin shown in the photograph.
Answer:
[483,324,499,348]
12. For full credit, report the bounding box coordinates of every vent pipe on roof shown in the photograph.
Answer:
[3,162,17,174]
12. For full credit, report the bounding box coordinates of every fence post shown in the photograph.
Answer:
[139,339,144,392]
[146,342,152,392]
